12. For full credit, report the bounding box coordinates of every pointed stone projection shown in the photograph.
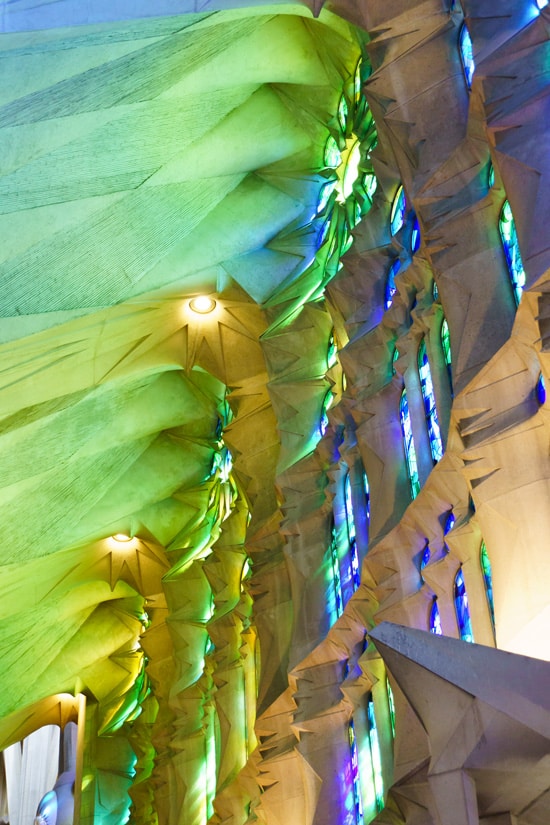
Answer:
[369,622,550,825]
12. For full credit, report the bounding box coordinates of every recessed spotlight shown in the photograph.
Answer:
[189,296,216,314]
[112,533,132,543]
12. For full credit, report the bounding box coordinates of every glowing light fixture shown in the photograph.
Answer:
[189,295,216,314]
[112,533,132,542]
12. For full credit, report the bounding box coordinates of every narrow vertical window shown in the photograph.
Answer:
[411,216,421,253]
[386,680,396,738]
[390,185,406,236]
[418,339,444,463]
[363,471,371,529]
[400,389,420,499]
[537,373,546,405]
[441,318,453,396]
[344,472,361,591]
[329,522,344,621]
[430,598,443,635]
[367,699,384,812]
[480,541,495,632]
[385,259,401,310]
[348,720,364,824]
[459,23,475,89]
[499,200,526,306]
[454,568,474,642]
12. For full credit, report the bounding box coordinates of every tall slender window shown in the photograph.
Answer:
[390,185,406,236]
[344,472,361,592]
[499,200,526,306]
[329,522,344,622]
[430,598,443,635]
[480,541,495,632]
[363,470,370,533]
[366,698,384,812]
[418,339,443,463]
[385,259,401,310]
[348,720,364,825]
[400,389,420,499]
[441,318,453,396]
[386,680,396,738]
[459,23,475,89]
[454,568,474,642]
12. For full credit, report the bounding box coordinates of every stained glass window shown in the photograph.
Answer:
[344,472,361,591]
[418,339,444,463]
[537,373,546,405]
[390,185,406,235]
[386,680,396,738]
[348,720,364,824]
[459,23,475,89]
[488,163,495,188]
[444,512,455,535]
[480,541,495,631]
[499,200,526,306]
[420,543,431,582]
[400,388,421,499]
[454,568,474,642]
[411,216,421,253]
[367,699,384,812]
[320,389,333,437]
[328,330,338,368]
[324,134,342,168]
[441,318,453,395]
[363,471,371,525]
[430,598,443,635]
[385,259,401,309]
[329,523,343,620]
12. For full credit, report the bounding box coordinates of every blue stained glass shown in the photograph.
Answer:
[348,720,364,824]
[459,24,475,89]
[537,373,546,405]
[441,318,453,395]
[488,163,495,188]
[444,512,455,535]
[499,200,526,306]
[421,544,431,574]
[344,473,361,591]
[418,339,444,463]
[400,388,421,499]
[411,216,421,253]
[430,599,442,635]
[432,280,439,301]
[454,568,474,642]
[480,541,495,631]
[363,471,370,523]
[390,185,406,235]
[385,259,401,310]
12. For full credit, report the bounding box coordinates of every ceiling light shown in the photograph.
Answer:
[189,295,216,314]
[112,533,132,543]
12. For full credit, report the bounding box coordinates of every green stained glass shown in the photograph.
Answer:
[480,541,495,631]
[324,134,341,168]
[338,94,349,132]
[367,699,384,812]
[386,680,396,738]
[441,318,453,395]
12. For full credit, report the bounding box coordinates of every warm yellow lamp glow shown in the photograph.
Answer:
[189,295,216,314]
[112,533,132,543]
